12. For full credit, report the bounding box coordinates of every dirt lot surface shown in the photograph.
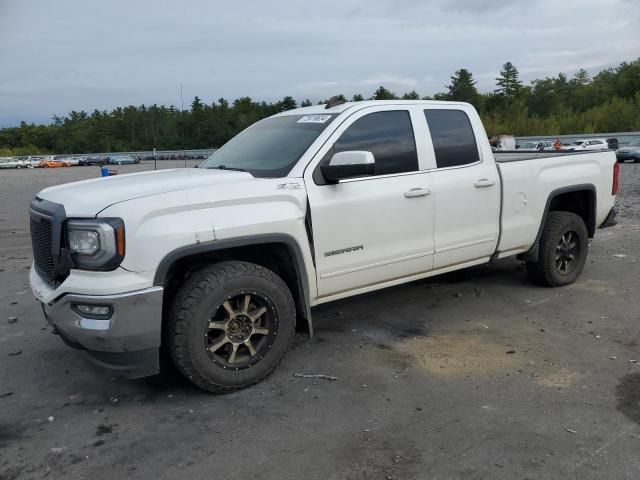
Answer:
[1,161,640,479]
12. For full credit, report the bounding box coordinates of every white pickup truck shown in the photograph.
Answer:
[28,99,619,392]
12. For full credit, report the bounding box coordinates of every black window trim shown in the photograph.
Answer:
[309,106,421,185]
[422,107,484,171]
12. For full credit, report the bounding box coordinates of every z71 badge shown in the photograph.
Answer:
[276,183,302,190]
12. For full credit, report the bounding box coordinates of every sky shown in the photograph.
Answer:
[0,0,638,126]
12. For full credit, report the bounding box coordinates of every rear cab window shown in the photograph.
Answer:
[424,109,480,168]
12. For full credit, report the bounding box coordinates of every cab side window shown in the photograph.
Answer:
[424,109,480,168]
[315,110,418,183]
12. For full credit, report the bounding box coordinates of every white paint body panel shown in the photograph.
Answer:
[30,100,617,311]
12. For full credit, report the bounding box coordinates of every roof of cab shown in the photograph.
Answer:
[273,100,473,117]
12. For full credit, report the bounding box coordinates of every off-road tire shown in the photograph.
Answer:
[167,261,296,393]
[526,211,589,287]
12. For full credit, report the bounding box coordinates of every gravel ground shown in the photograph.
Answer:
[616,163,640,219]
[1,162,639,480]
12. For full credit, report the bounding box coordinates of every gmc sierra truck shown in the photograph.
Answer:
[28,99,619,393]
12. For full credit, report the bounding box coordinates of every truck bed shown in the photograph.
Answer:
[495,149,617,258]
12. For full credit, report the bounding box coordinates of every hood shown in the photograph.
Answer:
[38,168,254,216]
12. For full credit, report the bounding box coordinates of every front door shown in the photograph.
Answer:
[305,107,436,298]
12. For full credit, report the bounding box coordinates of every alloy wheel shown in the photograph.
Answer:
[555,231,580,275]
[205,291,278,370]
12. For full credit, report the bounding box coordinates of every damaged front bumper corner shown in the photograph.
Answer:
[35,279,164,378]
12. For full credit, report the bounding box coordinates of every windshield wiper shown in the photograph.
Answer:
[208,165,247,172]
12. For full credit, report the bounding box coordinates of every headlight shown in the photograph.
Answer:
[66,218,125,270]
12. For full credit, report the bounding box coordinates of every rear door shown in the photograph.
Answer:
[304,106,436,298]
[423,108,500,269]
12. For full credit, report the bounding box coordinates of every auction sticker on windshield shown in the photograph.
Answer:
[297,114,332,123]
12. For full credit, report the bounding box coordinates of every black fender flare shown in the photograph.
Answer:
[153,234,313,336]
[520,184,596,262]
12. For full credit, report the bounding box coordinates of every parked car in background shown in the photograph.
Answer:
[78,156,107,166]
[109,155,140,165]
[15,156,39,168]
[63,156,81,166]
[569,139,609,151]
[0,157,26,169]
[40,156,71,168]
[616,138,640,163]
[517,140,554,152]
[25,156,43,167]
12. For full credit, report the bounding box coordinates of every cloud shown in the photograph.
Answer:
[0,0,637,125]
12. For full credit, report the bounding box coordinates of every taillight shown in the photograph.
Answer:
[612,162,619,195]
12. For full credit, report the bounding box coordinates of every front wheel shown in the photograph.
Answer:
[167,261,296,393]
[526,211,589,287]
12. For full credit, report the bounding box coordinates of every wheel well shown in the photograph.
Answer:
[518,186,596,262]
[548,189,595,237]
[159,242,310,336]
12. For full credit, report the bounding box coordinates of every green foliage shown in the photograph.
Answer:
[446,69,480,107]
[0,59,638,154]
[495,61,523,98]
[401,90,420,100]
[372,86,397,100]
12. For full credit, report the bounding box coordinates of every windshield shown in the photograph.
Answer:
[201,114,337,177]
[628,139,640,147]
[573,141,585,145]
[520,142,538,149]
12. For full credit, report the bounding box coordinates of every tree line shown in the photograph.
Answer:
[1,58,638,156]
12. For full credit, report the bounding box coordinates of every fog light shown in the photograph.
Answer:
[72,303,112,319]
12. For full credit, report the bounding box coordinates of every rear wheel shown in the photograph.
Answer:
[526,211,589,287]
[167,261,296,393]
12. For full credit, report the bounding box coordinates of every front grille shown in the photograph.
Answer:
[30,214,55,280]
[29,198,68,286]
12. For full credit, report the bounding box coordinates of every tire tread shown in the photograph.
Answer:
[167,261,295,393]
[526,211,588,287]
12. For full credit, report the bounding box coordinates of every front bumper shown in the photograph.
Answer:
[40,286,164,378]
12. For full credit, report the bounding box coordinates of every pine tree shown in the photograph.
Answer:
[372,86,396,100]
[278,96,297,111]
[300,99,312,107]
[495,62,523,97]
[572,69,590,86]
[402,90,420,100]
[352,94,364,102]
[446,69,480,106]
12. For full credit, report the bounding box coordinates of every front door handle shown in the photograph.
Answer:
[474,179,496,188]
[404,188,431,198]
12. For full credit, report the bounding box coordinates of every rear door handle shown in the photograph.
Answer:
[474,179,496,188]
[404,188,431,198]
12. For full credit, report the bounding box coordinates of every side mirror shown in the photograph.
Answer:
[320,151,375,184]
